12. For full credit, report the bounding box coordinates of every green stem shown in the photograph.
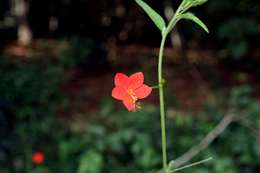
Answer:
[165,2,182,35]
[156,1,208,172]
[157,2,188,172]
[151,85,160,89]
[158,32,168,173]
[171,157,213,172]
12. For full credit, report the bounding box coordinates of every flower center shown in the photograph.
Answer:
[126,88,138,103]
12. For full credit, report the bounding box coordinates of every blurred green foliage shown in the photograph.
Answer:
[1,54,259,173]
[61,37,107,70]
[206,0,260,59]
[217,17,258,59]
[0,56,66,173]
[61,37,94,68]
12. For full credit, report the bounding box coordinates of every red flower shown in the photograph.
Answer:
[112,72,152,111]
[32,151,45,165]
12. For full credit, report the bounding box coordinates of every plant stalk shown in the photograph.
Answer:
[158,32,168,173]
[158,2,189,172]
[156,0,209,172]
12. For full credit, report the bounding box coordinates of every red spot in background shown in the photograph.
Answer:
[32,151,45,165]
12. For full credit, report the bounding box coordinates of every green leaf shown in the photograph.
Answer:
[184,0,208,7]
[135,0,166,31]
[77,150,103,173]
[181,12,209,33]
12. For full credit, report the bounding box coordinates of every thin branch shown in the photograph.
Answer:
[171,157,213,172]
[173,112,235,168]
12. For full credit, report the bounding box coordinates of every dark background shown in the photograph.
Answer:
[0,0,260,173]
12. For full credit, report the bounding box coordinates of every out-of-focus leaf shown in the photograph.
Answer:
[78,150,103,173]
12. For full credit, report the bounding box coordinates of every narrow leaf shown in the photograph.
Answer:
[135,0,166,31]
[181,12,209,33]
[184,0,208,7]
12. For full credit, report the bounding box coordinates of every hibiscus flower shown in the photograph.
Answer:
[112,72,152,111]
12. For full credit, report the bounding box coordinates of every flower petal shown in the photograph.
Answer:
[123,95,135,111]
[114,73,129,88]
[135,84,152,99]
[129,72,144,89]
[112,87,127,100]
